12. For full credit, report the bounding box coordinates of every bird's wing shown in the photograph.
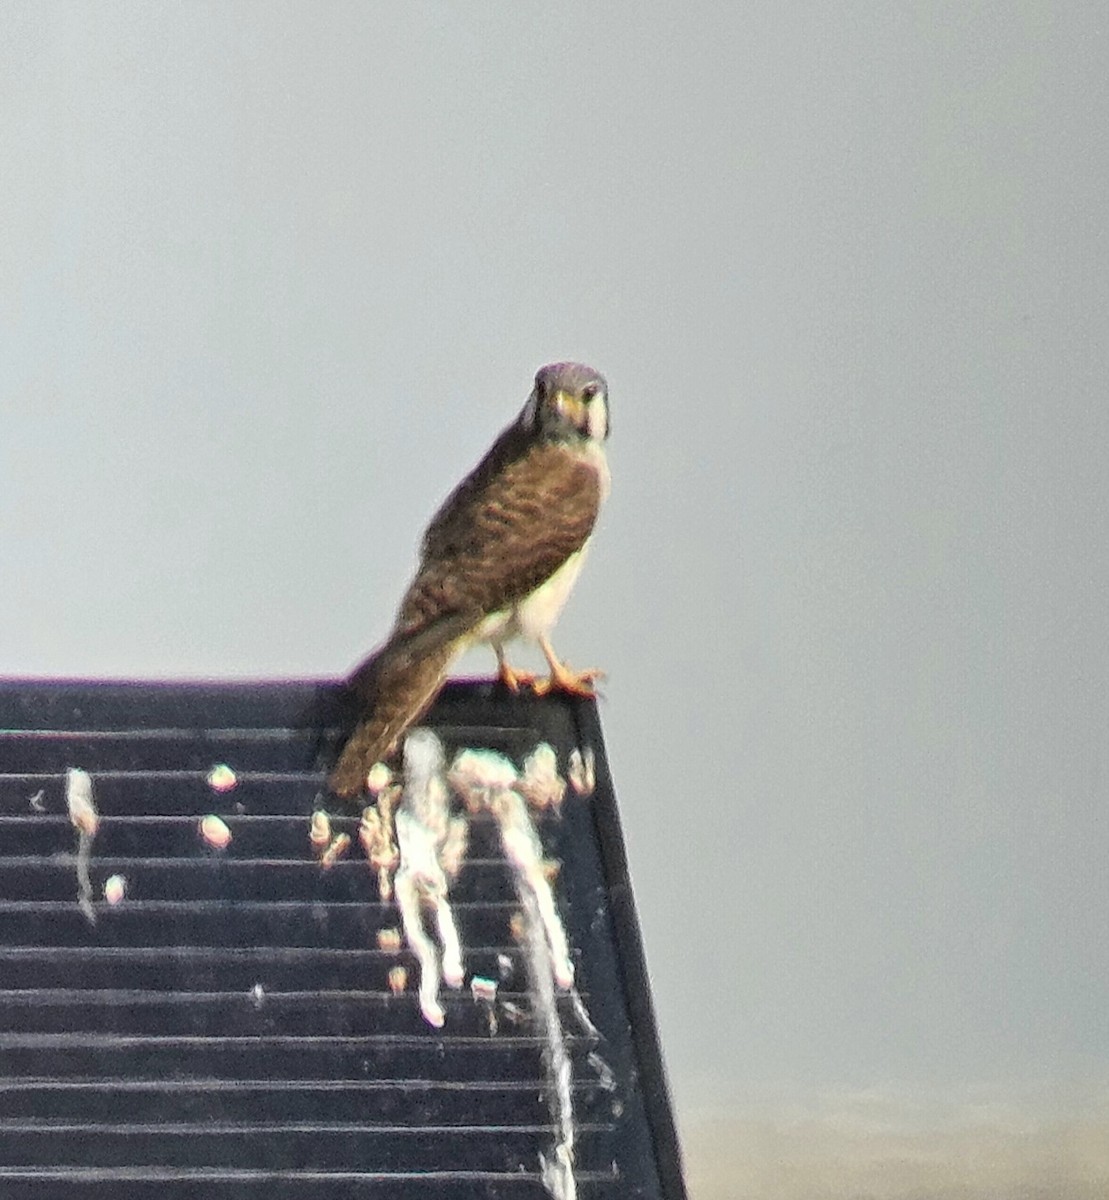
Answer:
[391,439,603,655]
[418,419,532,564]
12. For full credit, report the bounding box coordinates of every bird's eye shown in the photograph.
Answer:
[581,384,598,402]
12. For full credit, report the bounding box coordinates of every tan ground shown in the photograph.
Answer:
[679,1093,1109,1200]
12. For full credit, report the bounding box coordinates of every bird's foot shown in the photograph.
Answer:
[497,661,540,694]
[533,664,605,697]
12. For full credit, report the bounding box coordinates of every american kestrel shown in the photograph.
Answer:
[329,361,610,798]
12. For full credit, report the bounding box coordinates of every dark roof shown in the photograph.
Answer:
[0,678,686,1199]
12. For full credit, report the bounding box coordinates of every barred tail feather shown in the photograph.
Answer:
[328,639,460,797]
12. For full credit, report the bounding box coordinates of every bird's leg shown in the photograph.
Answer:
[494,643,538,693]
[533,634,604,697]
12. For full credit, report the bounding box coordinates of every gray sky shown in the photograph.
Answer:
[3,0,1108,1151]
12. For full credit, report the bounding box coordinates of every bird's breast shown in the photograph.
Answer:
[475,543,591,647]
[513,544,589,641]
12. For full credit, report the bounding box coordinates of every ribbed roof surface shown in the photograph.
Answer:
[0,680,684,1199]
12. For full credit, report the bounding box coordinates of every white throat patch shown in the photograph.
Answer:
[587,394,608,442]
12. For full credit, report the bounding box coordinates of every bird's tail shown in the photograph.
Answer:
[328,636,460,798]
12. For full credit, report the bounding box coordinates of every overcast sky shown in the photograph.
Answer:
[3,0,1108,1165]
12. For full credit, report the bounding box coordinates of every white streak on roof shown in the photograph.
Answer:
[494,786,574,991]
[449,745,581,1196]
[449,748,519,800]
[567,747,595,796]
[393,729,465,1028]
[587,1050,616,1092]
[521,879,576,1200]
[520,743,566,810]
[319,831,351,869]
[66,768,98,838]
[309,810,332,850]
[359,800,400,901]
[66,768,99,926]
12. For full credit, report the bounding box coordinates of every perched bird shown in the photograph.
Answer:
[329,362,610,797]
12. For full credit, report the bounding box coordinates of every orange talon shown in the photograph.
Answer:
[533,665,604,697]
[495,649,539,694]
[532,634,605,696]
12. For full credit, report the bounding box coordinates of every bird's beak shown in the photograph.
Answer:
[554,390,588,430]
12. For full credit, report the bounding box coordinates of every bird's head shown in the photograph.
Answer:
[523,361,609,444]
